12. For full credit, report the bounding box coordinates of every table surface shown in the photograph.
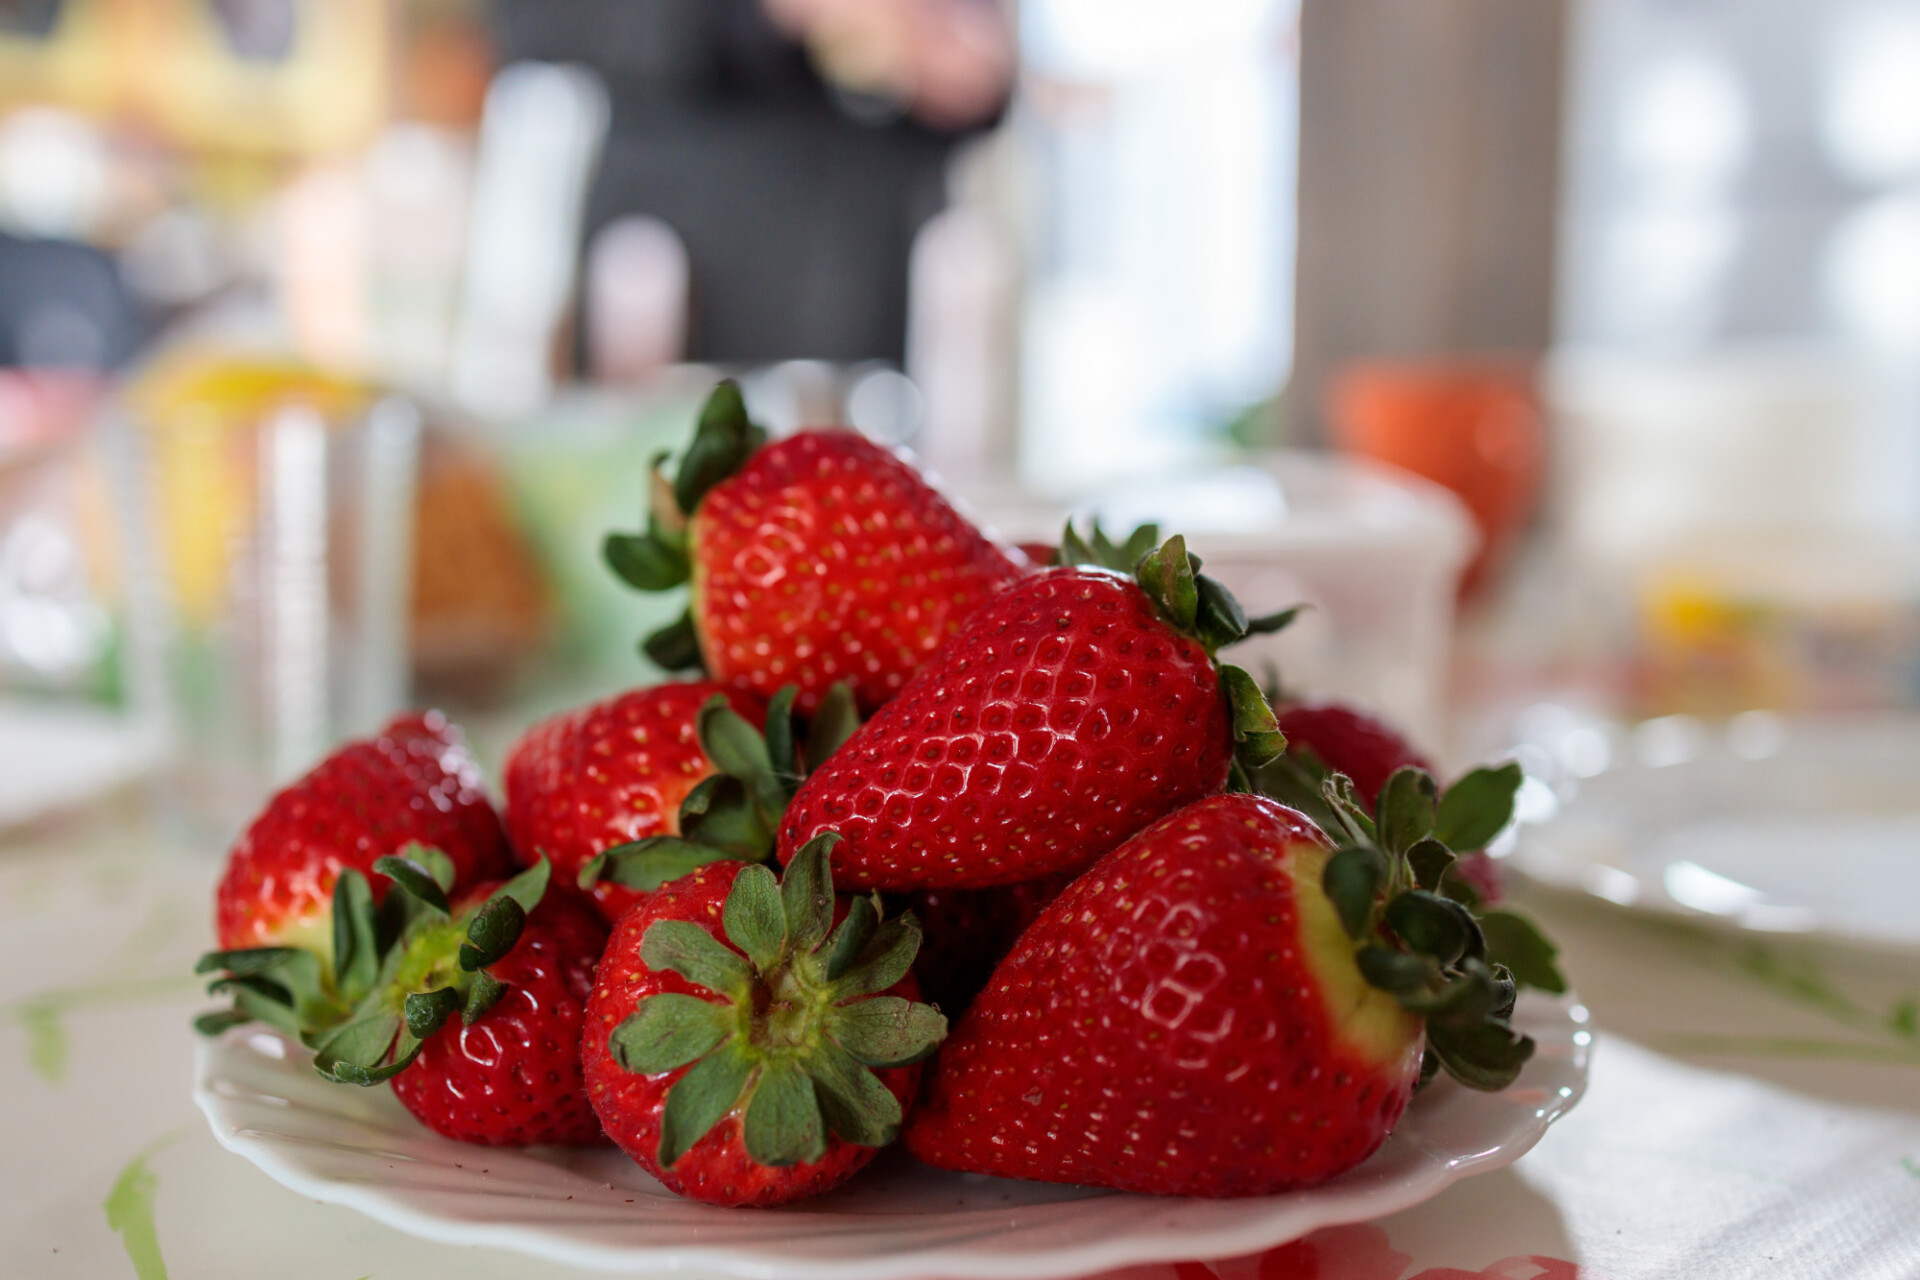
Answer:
[2,797,1916,1280]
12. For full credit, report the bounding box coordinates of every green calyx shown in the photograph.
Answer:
[1059,521,1299,777]
[193,847,553,1087]
[1296,760,1567,1092]
[606,833,947,1169]
[605,380,768,673]
[579,682,861,896]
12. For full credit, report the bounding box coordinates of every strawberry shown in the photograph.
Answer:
[897,872,1076,1016]
[775,529,1295,890]
[197,852,609,1146]
[504,681,764,921]
[214,711,510,955]
[580,835,946,1207]
[508,680,864,922]
[904,771,1564,1196]
[602,381,1023,714]
[1275,701,1434,810]
[390,882,609,1146]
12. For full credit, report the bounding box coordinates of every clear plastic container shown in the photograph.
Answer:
[953,450,1477,750]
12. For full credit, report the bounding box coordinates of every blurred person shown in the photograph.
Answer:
[489,0,1012,366]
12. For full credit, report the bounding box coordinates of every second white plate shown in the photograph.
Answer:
[193,994,1588,1280]
[1507,713,1920,953]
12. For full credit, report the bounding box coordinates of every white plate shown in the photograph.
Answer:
[193,994,1588,1280]
[1505,712,1920,954]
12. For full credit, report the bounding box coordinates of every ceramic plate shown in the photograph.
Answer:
[1505,712,1920,954]
[193,994,1587,1279]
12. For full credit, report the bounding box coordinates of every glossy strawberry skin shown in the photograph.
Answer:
[1276,702,1434,811]
[778,567,1233,891]
[390,889,610,1146]
[215,712,511,952]
[903,793,1425,1197]
[581,862,923,1208]
[899,872,1076,1017]
[503,682,765,921]
[689,430,1022,715]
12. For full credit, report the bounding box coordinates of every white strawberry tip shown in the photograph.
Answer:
[193,848,554,1087]
[605,832,947,1169]
[578,684,863,896]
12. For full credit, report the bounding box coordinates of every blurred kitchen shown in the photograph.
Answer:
[2,0,1918,833]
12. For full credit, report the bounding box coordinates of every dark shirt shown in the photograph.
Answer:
[490,0,998,365]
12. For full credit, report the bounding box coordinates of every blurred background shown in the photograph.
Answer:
[2,0,1918,839]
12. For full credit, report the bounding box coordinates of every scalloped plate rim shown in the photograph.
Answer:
[193,995,1590,1280]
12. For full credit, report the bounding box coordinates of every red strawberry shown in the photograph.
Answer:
[603,381,1023,715]
[392,884,609,1146]
[503,682,767,920]
[898,872,1075,1016]
[198,853,609,1147]
[1276,702,1433,810]
[904,787,1547,1196]
[776,532,1293,890]
[214,712,510,955]
[581,835,946,1207]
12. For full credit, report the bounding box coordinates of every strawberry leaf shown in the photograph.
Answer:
[584,837,742,892]
[642,610,705,673]
[722,864,788,971]
[604,530,690,591]
[829,996,947,1068]
[404,987,461,1040]
[822,894,879,981]
[802,1038,904,1147]
[659,1042,755,1167]
[641,920,753,998]
[462,970,507,1025]
[373,854,451,916]
[781,833,838,955]
[1478,910,1568,995]
[331,870,380,1007]
[1194,574,1250,650]
[1138,534,1199,631]
[311,1011,405,1083]
[1220,664,1287,768]
[1322,846,1387,940]
[764,685,800,784]
[1376,767,1438,856]
[673,380,763,516]
[1242,604,1305,637]
[1407,839,1456,893]
[1427,1019,1534,1092]
[458,895,526,972]
[742,1059,828,1167]
[609,993,734,1074]
[804,681,862,765]
[1356,946,1438,995]
[1384,890,1475,969]
[829,913,922,1000]
[194,1009,251,1036]
[1434,762,1523,852]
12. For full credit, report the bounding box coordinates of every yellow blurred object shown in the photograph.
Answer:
[0,0,388,156]
[1637,536,1920,717]
[126,349,367,625]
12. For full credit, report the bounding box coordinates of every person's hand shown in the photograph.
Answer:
[761,0,1013,129]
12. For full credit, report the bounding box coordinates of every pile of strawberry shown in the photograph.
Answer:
[196,383,1565,1209]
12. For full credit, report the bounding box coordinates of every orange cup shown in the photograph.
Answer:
[1325,357,1544,599]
